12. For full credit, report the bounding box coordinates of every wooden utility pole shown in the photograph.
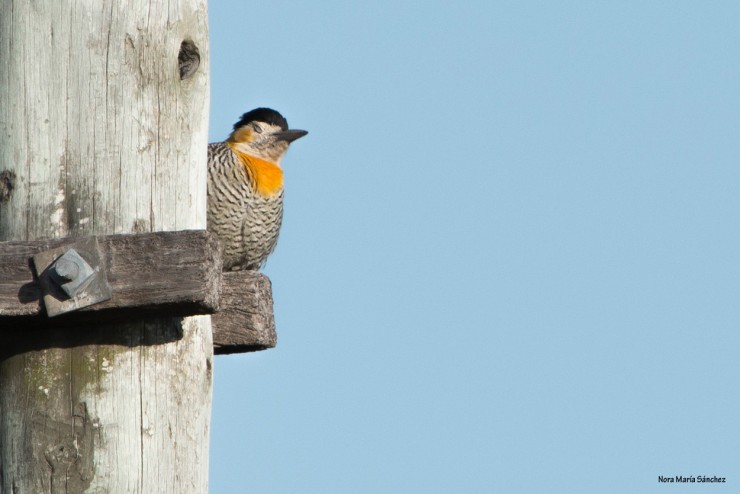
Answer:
[0,1,212,491]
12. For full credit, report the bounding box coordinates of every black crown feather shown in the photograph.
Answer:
[233,108,289,132]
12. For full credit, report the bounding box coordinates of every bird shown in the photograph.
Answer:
[207,108,307,271]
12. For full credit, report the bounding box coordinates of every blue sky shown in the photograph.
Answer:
[208,2,740,492]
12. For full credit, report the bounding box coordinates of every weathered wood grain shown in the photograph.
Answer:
[214,270,277,354]
[0,231,278,355]
[0,1,213,491]
[0,230,222,321]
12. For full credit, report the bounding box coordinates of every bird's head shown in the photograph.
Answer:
[227,108,307,165]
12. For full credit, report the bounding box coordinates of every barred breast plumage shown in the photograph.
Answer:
[206,108,306,271]
[207,142,284,271]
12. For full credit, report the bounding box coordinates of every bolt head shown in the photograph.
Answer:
[53,258,80,282]
[49,249,96,298]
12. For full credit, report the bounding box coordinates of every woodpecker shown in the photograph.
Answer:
[207,108,307,271]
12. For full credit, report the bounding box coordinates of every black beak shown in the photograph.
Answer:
[275,129,308,143]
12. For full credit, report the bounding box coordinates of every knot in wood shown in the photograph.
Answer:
[178,40,200,80]
[0,170,15,203]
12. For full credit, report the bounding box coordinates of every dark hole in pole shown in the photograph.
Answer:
[0,170,16,203]
[178,39,200,80]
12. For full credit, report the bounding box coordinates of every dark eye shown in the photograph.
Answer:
[253,123,263,133]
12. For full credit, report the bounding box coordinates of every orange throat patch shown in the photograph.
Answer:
[227,143,284,197]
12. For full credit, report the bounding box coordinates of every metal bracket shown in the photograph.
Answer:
[33,237,112,317]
